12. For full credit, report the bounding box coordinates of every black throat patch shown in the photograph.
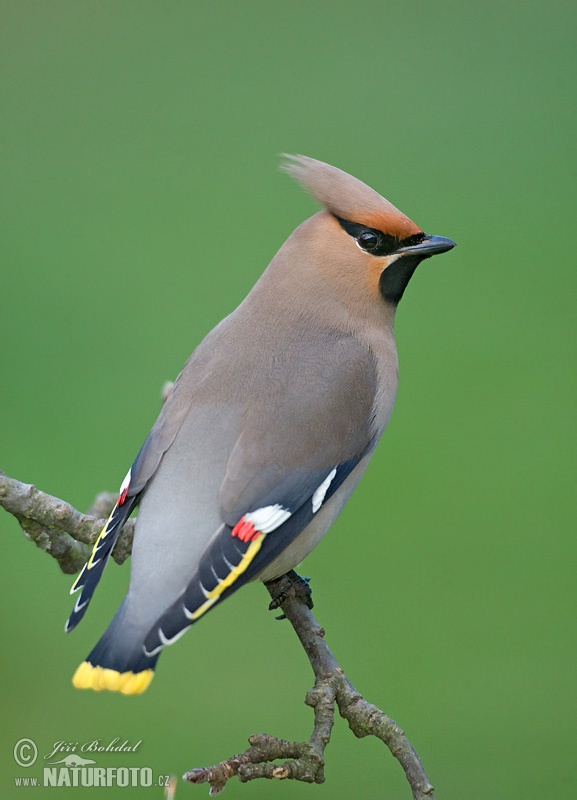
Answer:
[379,255,423,304]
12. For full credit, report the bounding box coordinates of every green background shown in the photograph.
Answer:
[1,1,575,798]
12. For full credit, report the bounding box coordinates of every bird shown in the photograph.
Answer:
[67,155,455,695]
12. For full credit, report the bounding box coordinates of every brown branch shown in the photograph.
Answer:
[185,572,434,799]
[0,472,134,574]
[1,471,434,798]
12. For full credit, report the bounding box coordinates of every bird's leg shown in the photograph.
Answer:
[266,570,314,619]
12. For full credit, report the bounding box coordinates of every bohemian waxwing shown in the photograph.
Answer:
[67,155,455,694]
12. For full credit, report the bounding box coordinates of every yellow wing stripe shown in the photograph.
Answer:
[72,661,154,695]
[86,508,117,569]
[70,572,83,594]
[188,533,266,621]
[70,504,118,594]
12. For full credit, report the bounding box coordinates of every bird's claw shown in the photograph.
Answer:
[266,570,314,618]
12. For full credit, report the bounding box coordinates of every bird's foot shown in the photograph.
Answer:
[266,570,313,619]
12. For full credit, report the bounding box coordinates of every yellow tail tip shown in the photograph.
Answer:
[72,661,154,695]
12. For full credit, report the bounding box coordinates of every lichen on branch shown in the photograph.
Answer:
[0,472,134,574]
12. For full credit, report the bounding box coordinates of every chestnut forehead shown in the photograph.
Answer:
[351,210,422,239]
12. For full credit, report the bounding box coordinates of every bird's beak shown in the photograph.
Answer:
[398,235,456,257]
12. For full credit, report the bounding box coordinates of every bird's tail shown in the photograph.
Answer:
[72,598,160,695]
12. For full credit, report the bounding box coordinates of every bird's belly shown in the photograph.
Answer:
[255,454,372,582]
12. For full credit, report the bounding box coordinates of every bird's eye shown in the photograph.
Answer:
[357,231,380,251]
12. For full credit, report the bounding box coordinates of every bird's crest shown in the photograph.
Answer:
[281,154,422,240]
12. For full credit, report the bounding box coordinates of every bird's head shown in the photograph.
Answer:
[282,155,455,305]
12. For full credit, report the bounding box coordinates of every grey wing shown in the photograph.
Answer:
[143,335,381,655]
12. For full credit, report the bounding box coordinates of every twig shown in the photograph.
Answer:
[185,572,434,799]
[0,472,134,574]
[1,472,434,797]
